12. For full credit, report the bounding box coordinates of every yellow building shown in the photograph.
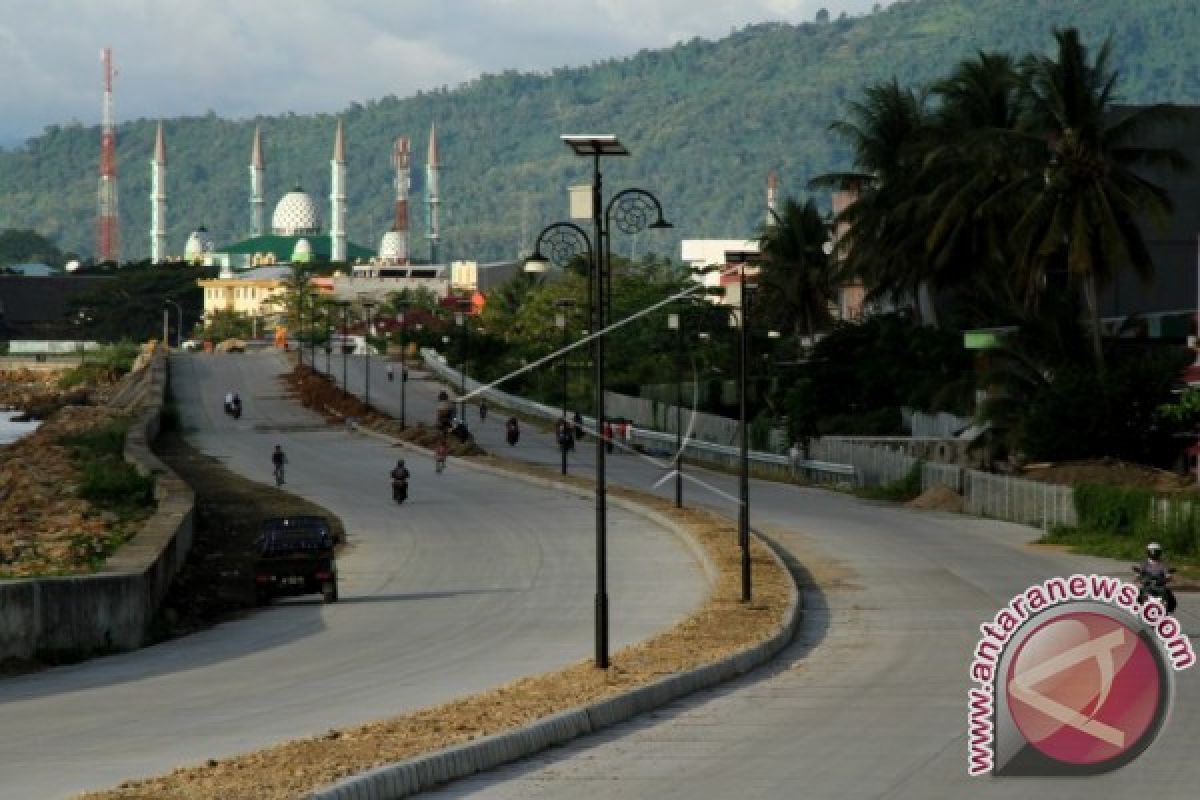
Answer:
[197,266,292,321]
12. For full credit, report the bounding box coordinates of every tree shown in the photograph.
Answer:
[812,81,936,323]
[1012,28,1188,368]
[756,197,838,355]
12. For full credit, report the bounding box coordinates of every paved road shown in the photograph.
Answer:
[0,352,707,799]
[331,352,1200,800]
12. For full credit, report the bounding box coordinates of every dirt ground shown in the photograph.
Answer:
[75,366,794,800]
[1020,458,1196,491]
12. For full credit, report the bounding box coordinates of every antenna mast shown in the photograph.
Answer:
[96,47,120,264]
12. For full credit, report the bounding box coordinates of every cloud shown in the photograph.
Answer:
[0,0,891,145]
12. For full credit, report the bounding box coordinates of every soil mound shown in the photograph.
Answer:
[907,484,963,512]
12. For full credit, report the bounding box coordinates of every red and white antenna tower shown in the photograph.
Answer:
[96,47,120,264]
[391,137,411,264]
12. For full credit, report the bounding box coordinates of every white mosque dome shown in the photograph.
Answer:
[291,238,314,263]
[184,227,214,260]
[272,187,322,236]
[379,230,405,262]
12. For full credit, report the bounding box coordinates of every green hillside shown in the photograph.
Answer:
[1,0,1197,264]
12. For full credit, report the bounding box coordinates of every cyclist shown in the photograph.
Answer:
[271,444,287,486]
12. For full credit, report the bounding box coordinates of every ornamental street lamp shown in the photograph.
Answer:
[523,134,672,669]
[336,301,351,392]
[555,299,575,476]
[361,299,376,408]
[396,307,409,427]
[667,311,684,508]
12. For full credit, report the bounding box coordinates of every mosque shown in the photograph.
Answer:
[177,120,478,324]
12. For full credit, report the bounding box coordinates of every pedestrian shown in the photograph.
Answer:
[435,437,449,474]
[573,410,584,440]
[603,421,614,454]
[479,398,489,423]
[387,364,394,382]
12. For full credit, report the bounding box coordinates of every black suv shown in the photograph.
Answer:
[253,516,338,605]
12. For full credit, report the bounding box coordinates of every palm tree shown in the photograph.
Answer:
[812,81,935,323]
[1012,28,1188,368]
[757,197,837,356]
[920,52,1031,305]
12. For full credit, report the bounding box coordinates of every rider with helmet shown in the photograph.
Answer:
[1134,541,1177,613]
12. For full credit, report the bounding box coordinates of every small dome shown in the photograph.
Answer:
[184,227,214,260]
[272,187,322,236]
[379,230,406,262]
[291,238,314,263]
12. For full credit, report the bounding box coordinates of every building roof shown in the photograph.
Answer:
[271,188,322,236]
[218,234,374,263]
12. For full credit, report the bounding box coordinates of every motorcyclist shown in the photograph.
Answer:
[231,392,242,417]
[506,416,520,446]
[224,390,235,414]
[390,458,411,484]
[1134,542,1177,613]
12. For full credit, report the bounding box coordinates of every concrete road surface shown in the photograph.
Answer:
[331,352,1200,800]
[0,352,707,799]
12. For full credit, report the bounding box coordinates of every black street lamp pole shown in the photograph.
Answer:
[325,309,332,377]
[737,262,752,603]
[668,312,684,508]
[555,298,575,476]
[362,301,375,408]
[298,286,305,368]
[526,134,672,669]
[337,302,350,392]
[397,309,408,427]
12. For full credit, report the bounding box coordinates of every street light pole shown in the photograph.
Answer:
[397,309,408,427]
[557,307,570,475]
[737,262,752,603]
[361,300,375,408]
[337,301,350,392]
[668,312,684,508]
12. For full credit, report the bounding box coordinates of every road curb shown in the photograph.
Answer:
[308,425,803,800]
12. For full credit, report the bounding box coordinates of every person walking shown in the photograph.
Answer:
[271,444,287,486]
[435,437,449,474]
[479,398,489,423]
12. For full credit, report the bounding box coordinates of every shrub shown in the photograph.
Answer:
[78,461,155,509]
[1073,483,1154,536]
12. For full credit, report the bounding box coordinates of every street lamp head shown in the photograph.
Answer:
[561,134,628,157]
[649,216,673,230]
[524,249,549,274]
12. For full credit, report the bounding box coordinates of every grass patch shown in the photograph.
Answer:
[855,460,924,503]
[1038,525,1200,570]
[56,342,141,389]
[58,417,156,515]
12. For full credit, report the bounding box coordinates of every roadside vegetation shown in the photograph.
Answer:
[56,342,142,389]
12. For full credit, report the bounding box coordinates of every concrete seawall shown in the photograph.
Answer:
[0,354,195,661]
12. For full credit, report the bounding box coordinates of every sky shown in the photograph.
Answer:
[0,0,892,146]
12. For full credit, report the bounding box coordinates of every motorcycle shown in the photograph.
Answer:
[224,398,242,419]
[392,478,409,504]
[1133,564,1177,613]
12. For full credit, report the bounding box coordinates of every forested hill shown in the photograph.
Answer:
[1,0,1197,264]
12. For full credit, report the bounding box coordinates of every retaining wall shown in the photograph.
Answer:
[0,353,194,661]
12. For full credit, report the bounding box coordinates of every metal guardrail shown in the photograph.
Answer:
[420,349,860,486]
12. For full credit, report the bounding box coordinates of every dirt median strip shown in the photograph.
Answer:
[80,425,798,800]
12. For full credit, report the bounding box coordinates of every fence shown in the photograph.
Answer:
[903,407,973,437]
[421,350,1081,530]
[809,437,1076,529]
[420,349,856,485]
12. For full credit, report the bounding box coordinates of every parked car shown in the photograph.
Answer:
[253,516,338,605]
